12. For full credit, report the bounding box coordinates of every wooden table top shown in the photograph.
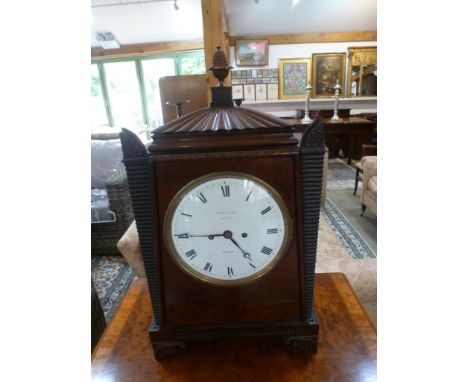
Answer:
[92,273,376,382]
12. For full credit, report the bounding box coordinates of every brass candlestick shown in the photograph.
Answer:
[301,82,313,124]
[331,79,342,123]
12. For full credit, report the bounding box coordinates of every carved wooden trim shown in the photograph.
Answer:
[229,31,377,46]
[120,131,163,324]
[299,118,326,319]
[300,117,326,149]
[120,128,148,159]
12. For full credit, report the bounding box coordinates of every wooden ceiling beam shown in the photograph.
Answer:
[201,0,231,96]
[229,31,377,46]
[91,39,204,59]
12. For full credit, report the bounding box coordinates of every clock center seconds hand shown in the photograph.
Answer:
[223,230,252,261]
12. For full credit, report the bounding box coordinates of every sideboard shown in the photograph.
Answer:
[286,115,376,164]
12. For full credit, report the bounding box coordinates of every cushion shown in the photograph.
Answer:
[368,176,377,195]
[117,221,146,278]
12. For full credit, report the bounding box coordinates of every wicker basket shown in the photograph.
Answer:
[91,171,134,256]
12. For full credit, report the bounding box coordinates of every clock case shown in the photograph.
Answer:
[120,52,326,359]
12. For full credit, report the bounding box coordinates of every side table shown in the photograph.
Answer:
[92,273,376,382]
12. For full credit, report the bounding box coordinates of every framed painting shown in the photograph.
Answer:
[255,84,267,101]
[243,84,256,101]
[267,83,278,100]
[311,53,346,98]
[235,40,269,66]
[278,58,311,99]
[232,85,244,100]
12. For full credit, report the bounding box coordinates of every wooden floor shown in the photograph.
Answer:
[92,273,376,382]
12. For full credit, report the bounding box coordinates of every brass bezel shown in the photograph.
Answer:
[163,172,293,287]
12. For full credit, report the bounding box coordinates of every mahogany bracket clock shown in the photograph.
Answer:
[120,48,326,359]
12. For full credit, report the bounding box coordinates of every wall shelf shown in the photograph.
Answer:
[240,97,377,117]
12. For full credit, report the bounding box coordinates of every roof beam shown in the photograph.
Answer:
[229,31,377,46]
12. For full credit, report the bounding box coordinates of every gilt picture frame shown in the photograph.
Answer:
[235,40,269,66]
[347,46,377,97]
[311,53,346,98]
[278,58,311,99]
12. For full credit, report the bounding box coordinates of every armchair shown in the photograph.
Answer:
[360,156,377,216]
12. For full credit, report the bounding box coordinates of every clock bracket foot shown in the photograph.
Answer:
[284,335,318,353]
[152,340,186,360]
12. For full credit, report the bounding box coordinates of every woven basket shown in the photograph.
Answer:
[91,171,134,256]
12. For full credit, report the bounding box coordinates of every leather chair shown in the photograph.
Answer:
[360,156,377,216]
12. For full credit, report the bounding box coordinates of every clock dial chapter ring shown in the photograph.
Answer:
[163,172,293,287]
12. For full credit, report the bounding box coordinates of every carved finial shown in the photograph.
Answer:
[120,128,148,159]
[209,47,233,87]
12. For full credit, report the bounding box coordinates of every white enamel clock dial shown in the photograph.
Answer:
[164,172,292,286]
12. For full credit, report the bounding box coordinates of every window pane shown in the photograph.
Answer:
[104,61,144,129]
[91,64,109,129]
[141,58,176,128]
[179,55,206,75]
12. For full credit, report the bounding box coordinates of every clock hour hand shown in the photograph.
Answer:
[174,233,224,239]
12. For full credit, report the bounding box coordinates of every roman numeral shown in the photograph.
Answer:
[204,263,213,272]
[245,191,252,202]
[185,249,197,260]
[197,192,207,204]
[261,246,273,255]
[181,212,192,217]
[227,266,234,276]
[221,185,230,197]
[261,206,272,215]
[267,228,278,234]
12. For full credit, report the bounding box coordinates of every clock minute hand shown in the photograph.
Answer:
[229,237,252,261]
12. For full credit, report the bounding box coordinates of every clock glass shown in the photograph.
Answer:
[164,172,292,286]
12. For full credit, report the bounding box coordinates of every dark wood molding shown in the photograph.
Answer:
[91,39,204,59]
[229,31,377,46]
[120,128,148,159]
[299,118,326,319]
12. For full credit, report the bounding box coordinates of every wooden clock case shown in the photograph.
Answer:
[120,85,326,359]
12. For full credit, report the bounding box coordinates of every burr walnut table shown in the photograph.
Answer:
[91,273,376,382]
